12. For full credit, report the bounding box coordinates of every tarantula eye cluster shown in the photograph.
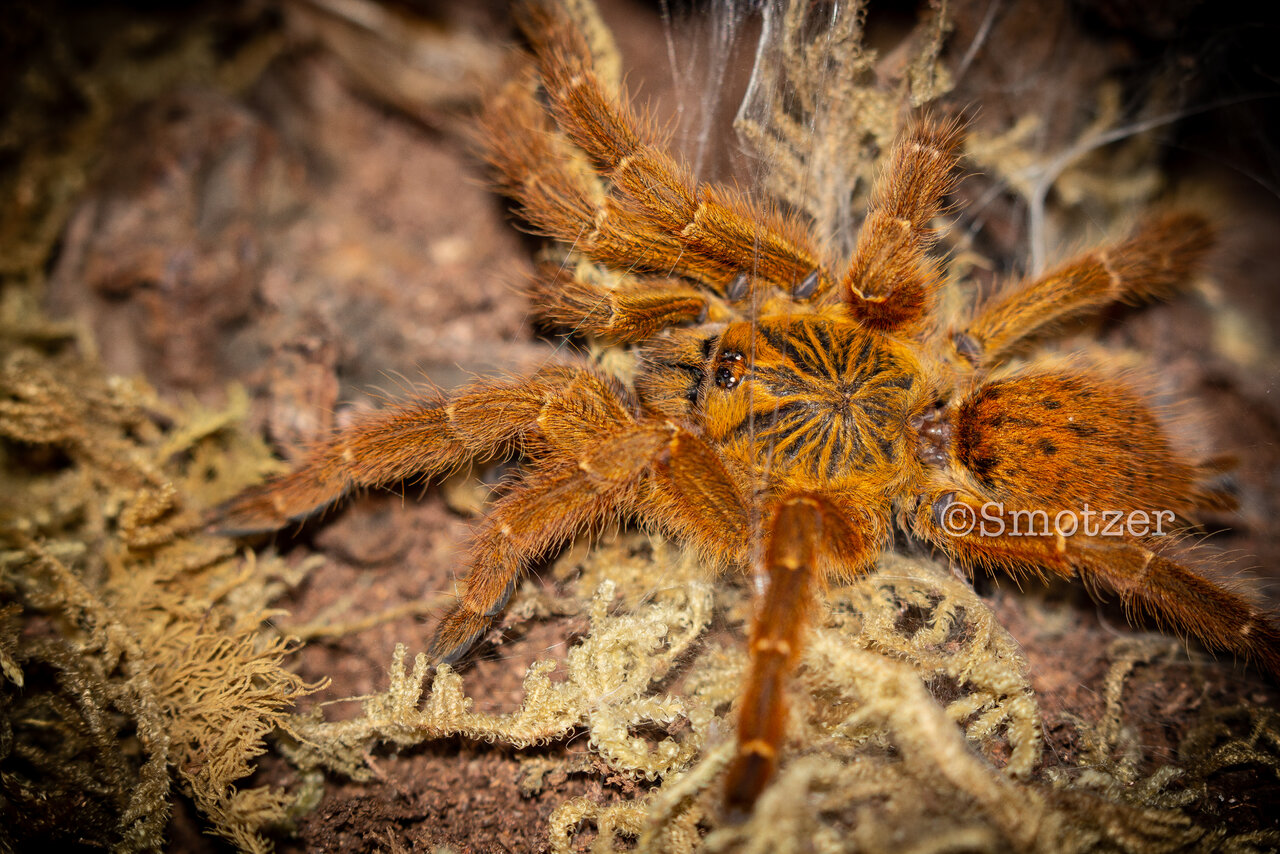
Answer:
[217,0,1279,814]
[714,351,744,390]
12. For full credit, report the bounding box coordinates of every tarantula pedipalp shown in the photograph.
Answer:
[218,0,1280,811]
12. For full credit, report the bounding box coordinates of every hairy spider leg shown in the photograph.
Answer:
[840,118,964,332]
[529,261,708,343]
[648,431,889,812]
[431,407,755,662]
[479,69,713,289]
[514,0,832,303]
[214,366,621,533]
[724,493,879,812]
[648,428,749,564]
[957,212,1214,368]
[429,422,669,662]
[915,488,1280,678]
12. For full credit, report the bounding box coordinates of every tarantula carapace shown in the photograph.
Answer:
[219,0,1280,811]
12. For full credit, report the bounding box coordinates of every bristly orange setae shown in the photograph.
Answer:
[216,0,1280,812]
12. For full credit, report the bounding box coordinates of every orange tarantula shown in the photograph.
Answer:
[219,0,1280,811]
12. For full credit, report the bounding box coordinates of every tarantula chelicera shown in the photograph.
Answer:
[220,0,1280,810]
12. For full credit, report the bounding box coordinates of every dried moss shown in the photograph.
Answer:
[282,542,716,784]
[273,527,1277,853]
[0,337,324,852]
[254,2,1276,851]
[735,0,953,256]
[0,9,325,847]
[962,81,1166,276]
[3,1,1275,851]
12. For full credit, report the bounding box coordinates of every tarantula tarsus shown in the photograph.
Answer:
[219,0,1280,811]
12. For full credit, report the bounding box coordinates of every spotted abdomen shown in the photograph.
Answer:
[951,374,1202,514]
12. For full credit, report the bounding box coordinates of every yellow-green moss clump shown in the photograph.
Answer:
[283,525,1279,853]
[0,331,323,852]
[4,1,1278,852]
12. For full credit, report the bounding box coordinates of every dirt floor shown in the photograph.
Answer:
[4,0,1280,851]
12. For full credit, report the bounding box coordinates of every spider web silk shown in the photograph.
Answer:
[656,0,875,255]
